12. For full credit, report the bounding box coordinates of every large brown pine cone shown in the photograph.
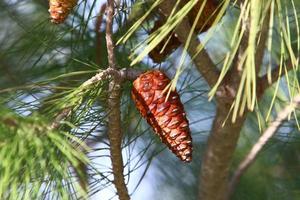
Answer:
[49,0,78,24]
[131,70,192,162]
[149,0,220,63]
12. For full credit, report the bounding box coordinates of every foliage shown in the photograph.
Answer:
[0,108,89,199]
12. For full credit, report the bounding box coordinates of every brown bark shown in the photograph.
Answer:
[199,101,246,200]
[107,79,130,200]
[199,6,271,199]
[105,0,130,199]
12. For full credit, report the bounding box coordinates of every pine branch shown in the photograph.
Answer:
[198,105,247,200]
[158,0,220,87]
[48,0,145,196]
[0,111,90,199]
[221,5,269,100]
[106,0,116,69]
[48,66,142,194]
[82,68,142,87]
[105,0,130,199]
[50,67,142,129]
[197,1,270,200]
[51,107,72,129]
[82,68,117,87]
[228,94,300,198]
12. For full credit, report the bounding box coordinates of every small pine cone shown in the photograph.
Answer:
[148,0,219,63]
[49,0,78,24]
[188,0,220,32]
[131,70,192,162]
[148,19,182,63]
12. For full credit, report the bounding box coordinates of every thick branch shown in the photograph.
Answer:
[199,104,247,200]
[158,0,220,87]
[228,94,300,197]
[198,3,248,200]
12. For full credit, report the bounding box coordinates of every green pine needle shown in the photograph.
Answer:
[0,110,89,199]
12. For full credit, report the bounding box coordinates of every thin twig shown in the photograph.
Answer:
[49,65,141,197]
[51,107,72,129]
[106,0,116,69]
[81,68,117,87]
[228,94,300,198]
[83,67,143,87]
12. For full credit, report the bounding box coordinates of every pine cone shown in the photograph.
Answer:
[188,0,220,31]
[49,0,78,24]
[148,0,220,63]
[131,70,192,162]
[148,19,182,63]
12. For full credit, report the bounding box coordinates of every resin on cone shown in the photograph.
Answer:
[49,0,78,24]
[149,0,220,63]
[132,70,192,162]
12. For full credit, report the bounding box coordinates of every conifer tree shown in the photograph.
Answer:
[0,0,300,200]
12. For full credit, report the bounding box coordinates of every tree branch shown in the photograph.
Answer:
[228,94,300,198]
[158,0,220,87]
[197,2,248,200]
[197,1,271,199]
[106,0,116,69]
[47,11,142,188]
[50,67,142,129]
[51,107,72,129]
[50,66,142,196]
[199,104,247,200]
[105,0,130,199]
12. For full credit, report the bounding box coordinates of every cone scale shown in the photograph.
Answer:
[132,70,192,162]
